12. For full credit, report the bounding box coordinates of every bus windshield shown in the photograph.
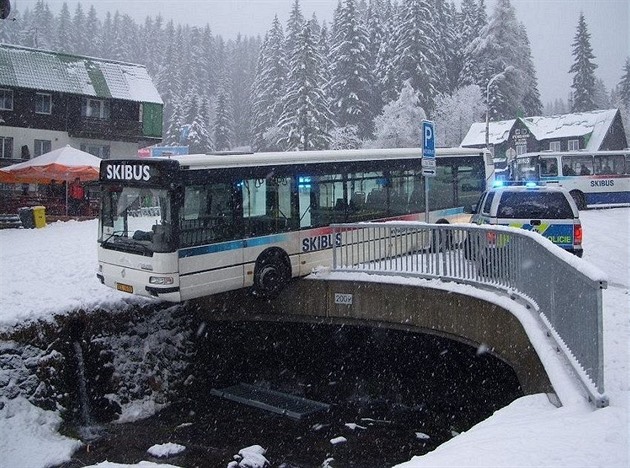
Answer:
[99,186,174,254]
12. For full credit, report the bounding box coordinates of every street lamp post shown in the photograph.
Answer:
[485,67,514,150]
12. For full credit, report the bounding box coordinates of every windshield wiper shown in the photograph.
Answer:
[102,230,128,245]
[102,232,154,256]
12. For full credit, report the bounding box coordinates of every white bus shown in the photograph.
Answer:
[513,150,630,209]
[96,147,494,302]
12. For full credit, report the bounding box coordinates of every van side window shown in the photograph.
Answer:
[482,191,495,215]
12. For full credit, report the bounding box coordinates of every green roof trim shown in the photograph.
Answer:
[84,60,112,98]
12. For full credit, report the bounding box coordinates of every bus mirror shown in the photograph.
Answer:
[465,204,477,215]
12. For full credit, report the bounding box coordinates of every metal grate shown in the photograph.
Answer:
[210,383,330,420]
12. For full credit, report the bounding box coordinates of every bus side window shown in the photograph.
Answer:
[541,159,558,177]
[595,155,624,175]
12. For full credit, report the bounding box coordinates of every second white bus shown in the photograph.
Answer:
[96,147,494,302]
[513,150,630,209]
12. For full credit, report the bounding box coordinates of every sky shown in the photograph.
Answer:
[0,208,628,467]
[12,0,630,106]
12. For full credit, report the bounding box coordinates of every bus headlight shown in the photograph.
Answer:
[149,276,174,285]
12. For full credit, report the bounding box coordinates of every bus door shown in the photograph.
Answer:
[178,181,243,297]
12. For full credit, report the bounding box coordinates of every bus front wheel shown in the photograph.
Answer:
[253,249,290,298]
[570,190,586,210]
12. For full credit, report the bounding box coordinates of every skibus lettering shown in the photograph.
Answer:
[302,233,342,252]
[590,179,614,187]
[106,164,151,181]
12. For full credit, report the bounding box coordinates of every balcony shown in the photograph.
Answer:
[68,118,143,142]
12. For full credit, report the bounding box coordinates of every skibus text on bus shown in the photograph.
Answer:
[96,147,494,302]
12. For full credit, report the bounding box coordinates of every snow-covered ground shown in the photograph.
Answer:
[0,209,628,468]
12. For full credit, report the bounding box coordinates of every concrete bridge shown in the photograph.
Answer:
[192,277,554,397]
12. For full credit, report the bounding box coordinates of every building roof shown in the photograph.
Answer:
[460,119,516,147]
[0,44,162,104]
[523,109,618,150]
[460,109,620,150]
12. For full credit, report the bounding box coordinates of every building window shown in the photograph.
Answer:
[567,139,580,151]
[81,98,110,120]
[80,143,109,159]
[0,89,13,111]
[0,136,13,158]
[549,141,561,151]
[34,139,51,156]
[516,143,527,155]
[35,93,52,114]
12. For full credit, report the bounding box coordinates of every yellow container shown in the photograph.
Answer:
[32,205,46,228]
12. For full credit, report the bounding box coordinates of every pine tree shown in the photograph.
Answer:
[458,0,486,88]
[214,92,233,151]
[228,35,259,147]
[569,13,598,112]
[54,3,72,52]
[328,0,375,139]
[72,3,89,55]
[392,0,442,113]
[277,20,334,150]
[285,0,305,60]
[516,23,542,116]
[592,78,610,110]
[251,16,287,151]
[616,58,630,144]
[184,95,212,153]
[470,0,527,120]
[99,12,114,58]
[365,1,385,119]
[376,1,400,107]
[84,6,102,57]
[433,0,457,94]
[165,101,185,145]
[618,58,630,109]
[21,1,54,49]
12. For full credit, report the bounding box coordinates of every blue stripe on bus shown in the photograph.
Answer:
[177,208,464,259]
[178,233,289,258]
[585,192,630,205]
[435,207,465,217]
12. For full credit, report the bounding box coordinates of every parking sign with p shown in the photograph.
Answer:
[422,120,435,176]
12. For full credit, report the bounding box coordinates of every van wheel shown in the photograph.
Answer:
[570,190,586,210]
[253,249,290,298]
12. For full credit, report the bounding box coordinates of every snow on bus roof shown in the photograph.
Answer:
[159,147,488,170]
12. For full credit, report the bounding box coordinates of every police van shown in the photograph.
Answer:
[470,183,583,257]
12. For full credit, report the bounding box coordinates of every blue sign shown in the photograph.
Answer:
[151,146,189,157]
[422,120,435,159]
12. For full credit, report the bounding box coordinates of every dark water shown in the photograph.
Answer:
[56,322,522,467]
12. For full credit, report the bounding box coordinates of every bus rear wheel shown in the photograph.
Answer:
[570,190,586,210]
[253,249,290,299]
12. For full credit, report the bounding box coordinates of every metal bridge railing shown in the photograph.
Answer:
[331,222,608,406]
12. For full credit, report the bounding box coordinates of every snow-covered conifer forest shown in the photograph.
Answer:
[2,0,629,152]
